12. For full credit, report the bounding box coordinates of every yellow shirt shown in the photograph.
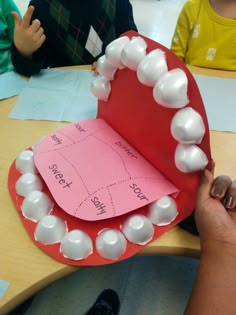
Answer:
[171,0,236,70]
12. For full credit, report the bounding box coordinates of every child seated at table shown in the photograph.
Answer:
[0,0,21,74]
[11,0,138,77]
[170,0,236,70]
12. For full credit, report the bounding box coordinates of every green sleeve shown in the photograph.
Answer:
[170,0,199,61]
[3,0,22,42]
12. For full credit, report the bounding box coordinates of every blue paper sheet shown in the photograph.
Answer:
[194,75,236,133]
[8,69,236,132]
[9,69,98,122]
[0,71,28,100]
[0,280,9,300]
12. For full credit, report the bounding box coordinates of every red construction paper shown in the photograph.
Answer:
[8,31,212,266]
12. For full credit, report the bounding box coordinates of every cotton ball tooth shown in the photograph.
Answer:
[91,76,111,101]
[148,196,178,226]
[171,107,206,144]
[137,49,168,86]
[105,36,130,69]
[21,190,54,222]
[153,69,189,108]
[121,214,154,245]
[96,55,117,80]
[121,36,147,71]
[34,215,67,245]
[96,229,127,260]
[15,150,37,174]
[15,173,43,197]
[175,143,208,173]
[60,230,93,260]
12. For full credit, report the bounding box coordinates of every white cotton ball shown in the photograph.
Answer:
[137,49,168,86]
[153,69,189,108]
[96,55,117,80]
[105,36,130,69]
[91,76,111,101]
[174,143,208,173]
[171,107,205,144]
[121,36,147,71]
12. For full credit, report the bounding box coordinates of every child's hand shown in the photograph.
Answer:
[12,6,46,58]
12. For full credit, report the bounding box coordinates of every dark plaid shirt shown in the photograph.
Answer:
[11,0,137,76]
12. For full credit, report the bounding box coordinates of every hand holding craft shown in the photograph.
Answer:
[196,170,236,249]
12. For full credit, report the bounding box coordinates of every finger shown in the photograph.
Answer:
[210,159,215,175]
[37,34,46,48]
[11,11,21,26]
[197,169,214,201]
[30,19,41,32]
[223,181,236,209]
[34,27,44,40]
[21,5,35,28]
[211,175,232,199]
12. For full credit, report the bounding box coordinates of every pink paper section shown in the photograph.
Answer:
[34,119,179,221]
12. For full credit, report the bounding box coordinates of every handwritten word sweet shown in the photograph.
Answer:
[48,164,72,188]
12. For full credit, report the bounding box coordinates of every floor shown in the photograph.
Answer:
[11,1,200,315]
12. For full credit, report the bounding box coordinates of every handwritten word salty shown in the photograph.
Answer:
[91,196,106,215]
[51,134,62,145]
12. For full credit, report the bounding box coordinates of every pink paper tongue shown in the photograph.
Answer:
[34,118,179,221]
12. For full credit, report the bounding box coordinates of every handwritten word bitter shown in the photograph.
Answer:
[115,141,138,159]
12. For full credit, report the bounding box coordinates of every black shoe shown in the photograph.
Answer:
[179,210,199,235]
[85,289,120,315]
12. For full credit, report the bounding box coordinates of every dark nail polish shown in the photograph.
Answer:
[213,185,223,197]
[225,196,233,209]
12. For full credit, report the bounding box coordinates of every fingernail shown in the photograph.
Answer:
[213,185,223,197]
[225,196,233,209]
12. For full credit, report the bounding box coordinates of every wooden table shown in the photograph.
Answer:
[0,66,235,314]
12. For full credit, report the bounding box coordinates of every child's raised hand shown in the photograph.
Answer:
[12,6,46,58]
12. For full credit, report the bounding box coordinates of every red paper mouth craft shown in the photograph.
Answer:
[8,31,212,266]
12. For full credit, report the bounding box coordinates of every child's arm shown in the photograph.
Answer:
[11,2,47,76]
[184,170,236,315]
[4,0,21,43]
[115,0,138,36]
[170,1,197,61]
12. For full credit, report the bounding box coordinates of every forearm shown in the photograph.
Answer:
[184,242,236,315]
[11,43,42,76]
